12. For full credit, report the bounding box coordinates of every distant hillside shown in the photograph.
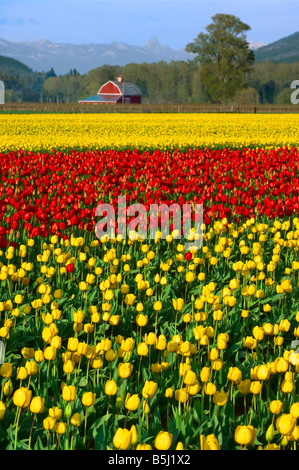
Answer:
[254,32,299,64]
[0,37,192,75]
[0,56,48,102]
[0,55,32,75]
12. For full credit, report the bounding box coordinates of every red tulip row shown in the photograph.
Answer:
[0,146,298,247]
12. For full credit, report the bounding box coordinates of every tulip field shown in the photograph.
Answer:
[1,112,299,450]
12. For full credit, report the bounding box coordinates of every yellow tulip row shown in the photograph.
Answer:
[0,113,299,151]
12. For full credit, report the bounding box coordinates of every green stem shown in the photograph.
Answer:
[14,407,21,450]
[28,413,36,450]
[83,408,88,444]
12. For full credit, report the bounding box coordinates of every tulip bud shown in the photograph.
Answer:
[142,401,150,415]
[116,396,123,409]
[64,402,73,419]
[130,425,138,446]
[266,424,275,442]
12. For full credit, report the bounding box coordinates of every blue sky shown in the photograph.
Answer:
[0,0,298,49]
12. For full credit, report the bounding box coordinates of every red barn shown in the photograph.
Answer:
[79,76,142,104]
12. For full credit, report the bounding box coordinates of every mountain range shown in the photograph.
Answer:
[0,31,298,76]
[0,37,192,75]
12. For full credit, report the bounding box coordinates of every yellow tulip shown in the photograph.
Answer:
[113,428,132,450]
[82,392,96,407]
[276,414,296,436]
[30,396,45,414]
[154,431,173,450]
[234,425,257,446]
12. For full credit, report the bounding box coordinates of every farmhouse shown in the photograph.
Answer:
[79,75,142,104]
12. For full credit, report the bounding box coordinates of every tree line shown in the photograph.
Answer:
[3,60,299,106]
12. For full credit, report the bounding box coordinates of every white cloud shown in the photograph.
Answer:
[0,16,40,25]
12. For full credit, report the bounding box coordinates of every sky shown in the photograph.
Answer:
[0,0,298,50]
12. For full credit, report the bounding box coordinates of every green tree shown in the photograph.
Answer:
[186,13,254,103]
[5,89,19,103]
[274,87,294,104]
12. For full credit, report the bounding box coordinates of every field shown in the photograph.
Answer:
[1,112,299,152]
[0,112,299,450]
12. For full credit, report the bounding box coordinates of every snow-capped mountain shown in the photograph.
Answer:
[0,37,193,75]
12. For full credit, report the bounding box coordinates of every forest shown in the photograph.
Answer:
[1,58,299,105]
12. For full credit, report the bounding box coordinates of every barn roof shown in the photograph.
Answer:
[100,80,142,96]
[79,94,120,103]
